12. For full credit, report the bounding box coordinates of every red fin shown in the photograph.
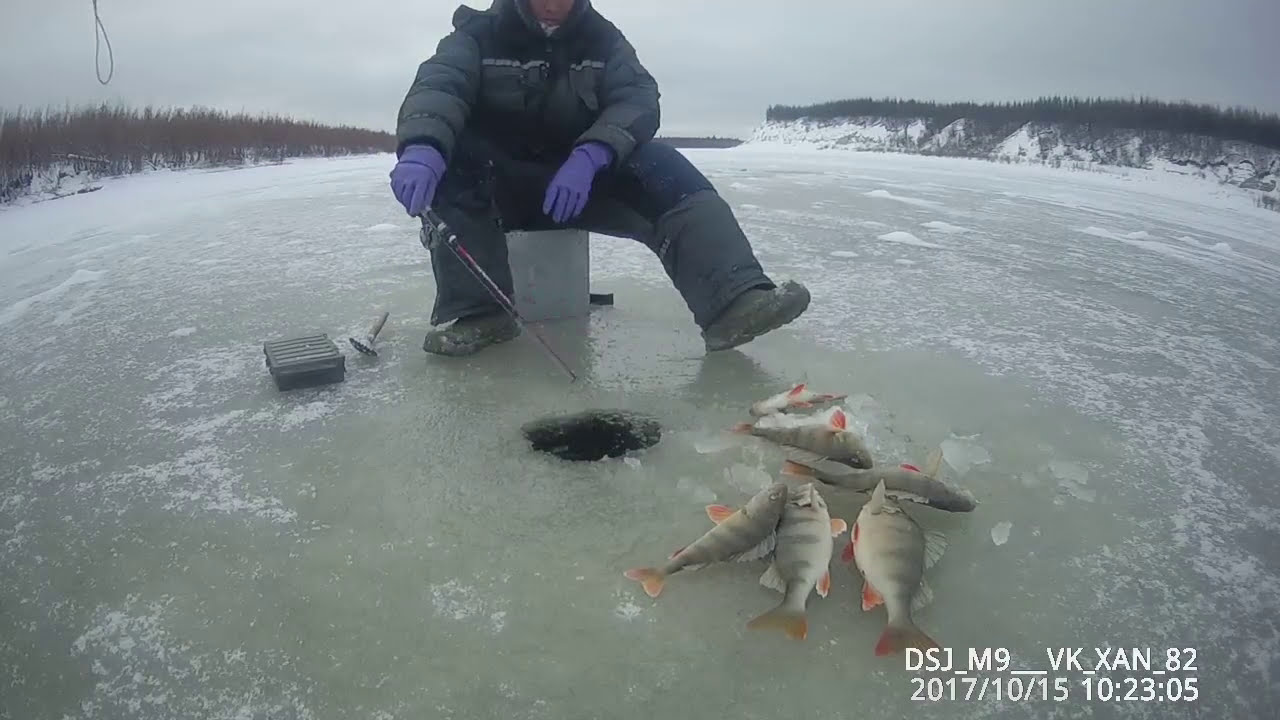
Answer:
[830,518,847,536]
[729,422,754,434]
[829,409,847,431]
[900,463,921,473]
[861,580,884,611]
[791,400,814,408]
[623,568,666,598]
[787,383,807,397]
[780,459,815,477]
[814,393,847,402]
[841,537,856,563]
[874,624,939,656]
[817,570,831,598]
[705,504,735,524]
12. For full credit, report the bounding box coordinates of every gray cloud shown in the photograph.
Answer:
[3,0,1277,139]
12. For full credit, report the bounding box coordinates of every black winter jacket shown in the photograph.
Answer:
[395,0,661,168]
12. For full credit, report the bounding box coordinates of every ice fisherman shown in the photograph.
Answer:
[389,0,811,356]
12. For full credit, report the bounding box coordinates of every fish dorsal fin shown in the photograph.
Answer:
[728,531,778,563]
[923,445,944,478]
[787,383,807,397]
[923,529,948,569]
[829,408,847,431]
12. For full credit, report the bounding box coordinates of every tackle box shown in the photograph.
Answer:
[262,334,346,391]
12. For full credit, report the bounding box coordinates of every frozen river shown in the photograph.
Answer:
[2,144,1277,718]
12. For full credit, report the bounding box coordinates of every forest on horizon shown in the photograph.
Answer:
[765,95,1280,152]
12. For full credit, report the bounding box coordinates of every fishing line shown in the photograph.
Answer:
[93,0,114,85]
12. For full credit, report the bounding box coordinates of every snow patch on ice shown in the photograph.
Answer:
[429,578,509,634]
[864,189,944,209]
[830,250,859,258]
[279,401,336,430]
[364,222,399,233]
[92,444,296,524]
[921,220,972,234]
[167,326,197,338]
[858,220,890,229]
[877,231,946,250]
[613,599,646,621]
[0,268,105,327]
[67,594,317,719]
[894,259,918,266]
[1178,235,1234,253]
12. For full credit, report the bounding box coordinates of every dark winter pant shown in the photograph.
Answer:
[425,132,773,328]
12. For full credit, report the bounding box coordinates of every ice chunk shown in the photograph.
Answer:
[991,521,1012,546]
[1048,460,1089,485]
[623,457,642,470]
[168,326,197,338]
[1049,460,1096,503]
[724,463,773,494]
[676,476,717,504]
[365,223,399,232]
[692,433,737,455]
[894,259,917,265]
[830,250,859,258]
[938,434,991,475]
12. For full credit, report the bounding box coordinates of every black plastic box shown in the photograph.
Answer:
[263,334,346,391]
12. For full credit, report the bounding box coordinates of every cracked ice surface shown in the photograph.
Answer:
[2,148,1278,719]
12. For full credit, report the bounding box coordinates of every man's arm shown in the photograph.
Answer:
[395,29,481,161]
[575,34,660,167]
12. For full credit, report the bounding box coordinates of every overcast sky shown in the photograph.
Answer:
[3,0,1277,138]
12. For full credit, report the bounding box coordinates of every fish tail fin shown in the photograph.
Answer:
[623,567,666,598]
[729,422,754,434]
[874,620,939,656]
[746,602,808,641]
[779,459,815,477]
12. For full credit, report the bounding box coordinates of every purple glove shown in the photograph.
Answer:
[543,142,613,223]
[389,144,446,216]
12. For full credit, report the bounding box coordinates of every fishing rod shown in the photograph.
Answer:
[417,209,578,382]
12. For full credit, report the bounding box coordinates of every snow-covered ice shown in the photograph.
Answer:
[2,144,1278,720]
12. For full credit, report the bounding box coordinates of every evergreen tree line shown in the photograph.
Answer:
[765,96,1280,152]
[1,103,396,203]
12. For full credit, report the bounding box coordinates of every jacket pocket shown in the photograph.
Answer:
[480,59,539,113]
[568,60,605,112]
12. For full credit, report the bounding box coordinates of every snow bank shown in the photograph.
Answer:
[745,117,1280,205]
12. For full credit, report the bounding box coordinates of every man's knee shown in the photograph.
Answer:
[612,141,716,214]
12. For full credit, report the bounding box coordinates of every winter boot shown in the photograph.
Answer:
[700,280,811,352]
[422,311,520,356]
